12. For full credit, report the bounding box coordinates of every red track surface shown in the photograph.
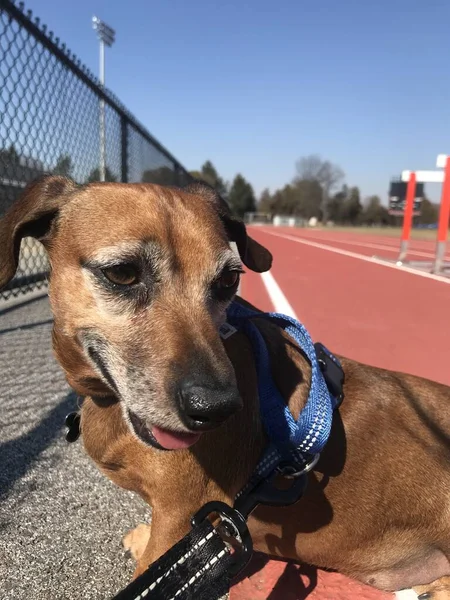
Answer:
[231,226,450,600]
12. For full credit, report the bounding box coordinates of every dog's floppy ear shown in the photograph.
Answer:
[185,180,272,273]
[224,212,273,273]
[0,175,76,289]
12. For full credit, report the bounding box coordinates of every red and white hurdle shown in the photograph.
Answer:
[397,154,450,274]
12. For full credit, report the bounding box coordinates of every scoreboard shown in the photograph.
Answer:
[388,180,424,216]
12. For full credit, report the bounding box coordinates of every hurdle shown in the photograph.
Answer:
[434,154,450,273]
[383,154,450,276]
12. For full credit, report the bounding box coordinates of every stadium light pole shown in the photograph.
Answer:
[92,16,115,182]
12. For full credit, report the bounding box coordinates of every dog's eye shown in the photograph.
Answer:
[217,270,240,289]
[102,264,139,286]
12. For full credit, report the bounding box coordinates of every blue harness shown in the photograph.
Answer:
[225,301,344,501]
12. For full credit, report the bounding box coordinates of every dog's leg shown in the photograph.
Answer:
[129,514,230,600]
[123,523,152,562]
[131,510,191,579]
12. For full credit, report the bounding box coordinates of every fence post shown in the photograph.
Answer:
[121,116,128,183]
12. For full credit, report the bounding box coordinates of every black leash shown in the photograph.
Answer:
[112,502,252,600]
[109,470,310,600]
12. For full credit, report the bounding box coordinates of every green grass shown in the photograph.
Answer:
[317,226,447,241]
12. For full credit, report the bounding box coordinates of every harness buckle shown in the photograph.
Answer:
[314,342,345,406]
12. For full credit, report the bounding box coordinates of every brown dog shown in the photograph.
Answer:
[1,176,449,599]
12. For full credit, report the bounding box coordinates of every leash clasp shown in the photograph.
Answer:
[191,501,253,577]
[234,469,308,520]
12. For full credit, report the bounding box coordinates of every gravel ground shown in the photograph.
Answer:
[0,294,150,600]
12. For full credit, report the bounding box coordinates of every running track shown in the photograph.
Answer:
[231,226,450,600]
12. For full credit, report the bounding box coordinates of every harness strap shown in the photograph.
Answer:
[227,302,338,456]
[227,301,343,506]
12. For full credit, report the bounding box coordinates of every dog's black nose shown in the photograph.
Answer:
[178,382,243,431]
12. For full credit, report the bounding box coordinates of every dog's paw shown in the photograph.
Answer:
[123,523,152,562]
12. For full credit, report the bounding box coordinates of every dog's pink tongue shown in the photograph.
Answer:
[151,426,201,450]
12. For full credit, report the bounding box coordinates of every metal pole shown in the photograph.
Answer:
[93,16,114,182]
[99,38,106,182]
[433,156,450,273]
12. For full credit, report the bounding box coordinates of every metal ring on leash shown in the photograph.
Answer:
[276,452,321,479]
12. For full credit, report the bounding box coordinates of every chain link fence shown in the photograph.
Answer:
[0,0,191,301]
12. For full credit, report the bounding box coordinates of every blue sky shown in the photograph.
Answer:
[27,0,450,202]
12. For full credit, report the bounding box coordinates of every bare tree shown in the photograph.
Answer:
[53,154,73,178]
[295,154,344,222]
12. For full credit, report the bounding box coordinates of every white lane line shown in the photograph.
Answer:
[261,230,450,285]
[298,234,447,260]
[260,271,298,319]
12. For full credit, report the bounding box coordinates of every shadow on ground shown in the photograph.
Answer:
[0,295,149,600]
[0,391,77,499]
[232,552,318,599]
